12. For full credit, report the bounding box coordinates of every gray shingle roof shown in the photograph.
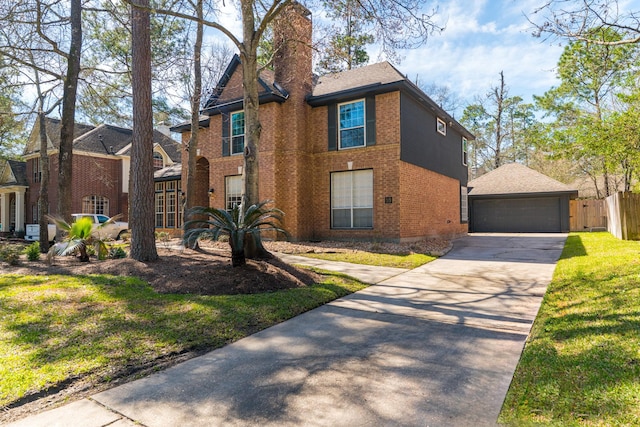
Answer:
[154,163,182,180]
[468,163,578,196]
[312,62,405,97]
[29,118,181,162]
[8,160,28,186]
[0,160,28,187]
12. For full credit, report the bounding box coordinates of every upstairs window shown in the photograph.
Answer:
[437,117,446,136]
[153,152,164,170]
[231,111,245,155]
[462,137,468,166]
[338,99,366,149]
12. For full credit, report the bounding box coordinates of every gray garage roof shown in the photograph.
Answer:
[468,163,578,197]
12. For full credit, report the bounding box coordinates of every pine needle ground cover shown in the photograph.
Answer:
[0,272,366,408]
[500,232,640,426]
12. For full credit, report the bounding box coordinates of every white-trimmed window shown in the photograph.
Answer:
[153,152,164,170]
[82,195,109,215]
[231,111,245,155]
[155,182,164,228]
[166,181,176,227]
[461,186,468,223]
[225,175,243,211]
[462,137,468,166]
[338,99,366,149]
[331,169,373,228]
[437,117,446,136]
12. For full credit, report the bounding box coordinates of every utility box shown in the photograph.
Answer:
[24,224,56,242]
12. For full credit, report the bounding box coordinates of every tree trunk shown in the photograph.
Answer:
[231,248,246,267]
[185,0,204,221]
[38,111,50,252]
[129,0,158,261]
[240,0,270,260]
[57,0,82,227]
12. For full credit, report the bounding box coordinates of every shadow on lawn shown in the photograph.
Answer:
[2,274,358,410]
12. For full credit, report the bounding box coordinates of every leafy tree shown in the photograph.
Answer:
[0,0,81,239]
[184,200,288,267]
[535,27,639,197]
[0,64,25,159]
[316,0,374,74]
[530,0,640,45]
[81,0,191,126]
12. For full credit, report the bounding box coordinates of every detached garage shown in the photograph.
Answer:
[468,163,578,233]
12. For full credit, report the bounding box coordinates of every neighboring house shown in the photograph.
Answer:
[154,162,183,235]
[467,163,578,233]
[171,2,473,242]
[0,117,182,234]
[0,160,28,234]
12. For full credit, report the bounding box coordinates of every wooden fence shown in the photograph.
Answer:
[570,199,607,232]
[606,192,640,240]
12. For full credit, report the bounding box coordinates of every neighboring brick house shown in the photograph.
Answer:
[0,160,28,234]
[6,117,181,232]
[172,2,473,242]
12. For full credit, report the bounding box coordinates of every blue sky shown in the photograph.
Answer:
[213,0,568,117]
[395,0,565,116]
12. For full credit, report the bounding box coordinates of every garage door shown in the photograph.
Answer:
[471,197,562,232]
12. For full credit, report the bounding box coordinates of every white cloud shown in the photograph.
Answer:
[394,0,564,114]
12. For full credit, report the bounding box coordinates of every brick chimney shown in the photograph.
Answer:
[273,1,313,98]
[271,2,314,240]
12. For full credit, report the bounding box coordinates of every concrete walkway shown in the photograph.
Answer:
[6,233,567,427]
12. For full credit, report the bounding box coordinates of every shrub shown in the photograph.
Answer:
[184,200,289,267]
[109,246,127,259]
[0,244,21,266]
[24,242,40,261]
[47,215,121,263]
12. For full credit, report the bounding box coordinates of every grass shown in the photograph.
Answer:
[0,272,367,408]
[298,252,436,269]
[500,232,640,426]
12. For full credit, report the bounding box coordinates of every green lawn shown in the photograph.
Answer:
[298,252,436,269]
[0,272,367,407]
[500,232,640,426]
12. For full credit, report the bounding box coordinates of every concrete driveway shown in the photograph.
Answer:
[8,233,567,427]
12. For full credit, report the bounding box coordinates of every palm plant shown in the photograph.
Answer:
[183,200,289,267]
[46,214,121,263]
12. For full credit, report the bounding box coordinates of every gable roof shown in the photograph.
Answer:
[468,163,578,196]
[24,117,94,155]
[25,118,181,162]
[200,54,289,115]
[0,160,28,188]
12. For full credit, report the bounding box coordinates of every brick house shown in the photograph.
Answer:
[172,2,473,242]
[1,117,181,233]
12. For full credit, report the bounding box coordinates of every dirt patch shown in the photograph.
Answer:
[3,238,452,295]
